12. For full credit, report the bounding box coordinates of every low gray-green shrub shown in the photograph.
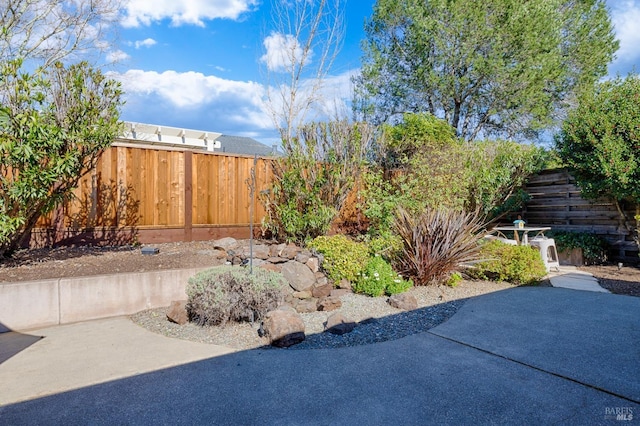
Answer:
[186,266,287,326]
[470,240,547,285]
[353,255,413,297]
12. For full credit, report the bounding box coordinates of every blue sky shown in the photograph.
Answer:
[107,0,640,146]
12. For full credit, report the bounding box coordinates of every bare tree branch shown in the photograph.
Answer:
[0,0,123,69]
[261,0,345,149]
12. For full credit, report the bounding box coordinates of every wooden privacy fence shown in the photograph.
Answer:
[521,168,638,263]
[29,143,274,246]
[27,151,640,263]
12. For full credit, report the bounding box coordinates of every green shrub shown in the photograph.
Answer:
[546,230,608,264]
[445,272,463,288]
[366,230,403,260]
[186,266,287,326]
[470,240,547,285]
[308,235,370,283]
[260,121,371,244]
[261,162,338,244]
[394,207,485,285]
[353,255,413,297]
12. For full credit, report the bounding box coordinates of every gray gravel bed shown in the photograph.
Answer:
[130,280,516,350]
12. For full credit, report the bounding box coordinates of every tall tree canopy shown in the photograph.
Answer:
[556,74,640,220]
[0,60,123,256]
[557,75,640,202]
[356,0,618,141]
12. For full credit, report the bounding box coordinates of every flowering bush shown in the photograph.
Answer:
[353,255,413,297]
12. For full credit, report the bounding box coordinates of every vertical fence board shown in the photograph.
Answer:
[31,145,278,246]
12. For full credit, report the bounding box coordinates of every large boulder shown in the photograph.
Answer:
[166,300,188,325]
[281,243,301,259]
[259,262,283,273]
[387,293,418,311]
[337,279,352,291]
[305,257,320,273]
[263,310,306,347]
[240,244,270,260]
[212,237,239,252]
[324,313,356,335]
[295,250,312,264]
[281,260,316,292]
[330,289,351,298]
[269,243,286,258]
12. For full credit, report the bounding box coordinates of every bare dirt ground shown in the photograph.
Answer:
[580,264,640,297]
[0,241,638,298]
[0,241,226,283]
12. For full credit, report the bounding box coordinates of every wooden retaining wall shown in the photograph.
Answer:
[522,168,638,263]
[28,143,274,246]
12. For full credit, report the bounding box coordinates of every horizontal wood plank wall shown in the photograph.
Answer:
[522,168,638,262]
[29,145,277,247]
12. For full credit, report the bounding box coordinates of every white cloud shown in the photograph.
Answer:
[260,32,308,72]
[134,38,157,49]
[109,68,357,143]
[610,0,640,64]
[267,70,356,124]
[121,0,258,27]
[107,50,131,62]
[314,70,357,118]
[111,69,272,129]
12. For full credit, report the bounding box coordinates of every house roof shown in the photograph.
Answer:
[116,121,279,156]
[215,135,279,156]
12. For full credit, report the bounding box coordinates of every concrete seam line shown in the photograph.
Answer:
[426,331,640,405]
[57,278,61,326]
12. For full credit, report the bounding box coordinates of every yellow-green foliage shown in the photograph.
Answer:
[445,272,463,288]
[366,231,403,260]
[308,235,370,283]
[471,240,547,285]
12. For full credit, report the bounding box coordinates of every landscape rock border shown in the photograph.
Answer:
[168,237,420,347]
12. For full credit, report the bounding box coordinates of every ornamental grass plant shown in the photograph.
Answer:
[393,207,485,286]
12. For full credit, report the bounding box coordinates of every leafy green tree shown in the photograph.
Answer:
[261,120,373,243]
[356,0,617,141]
[360,113,467,234]
[465,140,546,220]
[0,59,123,256]
[556,75,640,247]
[360,113,546,234]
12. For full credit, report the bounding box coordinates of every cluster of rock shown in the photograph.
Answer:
[166,237,418,348]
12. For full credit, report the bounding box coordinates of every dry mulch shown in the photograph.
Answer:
[579,264,640,297]
[0,241,226,283]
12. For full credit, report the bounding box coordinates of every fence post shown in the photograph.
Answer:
[184,151,193,241]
